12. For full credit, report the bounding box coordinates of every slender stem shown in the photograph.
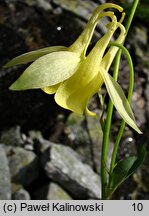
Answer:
[109,0,139,174]
[108,43,134,175]
[125,0,139,32]
[101,100,113,199]
[101,0,139,199]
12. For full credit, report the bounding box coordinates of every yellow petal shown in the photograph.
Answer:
[55,20,118,114]
[99,67,142,134]
[55,69,103,114]
[5,46,67,67]
[9,51,80,90]
[41,83,60,94]
[87,18,117,67]
[69,3,123,56]
[101,22,126,71]
[86,108,96,117]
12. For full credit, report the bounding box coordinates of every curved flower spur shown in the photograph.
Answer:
[5,3,141,134]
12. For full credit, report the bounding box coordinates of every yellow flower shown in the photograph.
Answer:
[5,3,141,134]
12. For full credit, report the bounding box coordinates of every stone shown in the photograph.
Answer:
[25,0,52,10]
[5,146,39,186]
[52,0,98,19]
[52,0,108,33]
[47,183,72,200]
[131,98,146,127]
[29,130,52,153]
[134,27,148,59]
[0,145,11,200]
[129,26,148,61]
[145,84,149,118]
[41,144,101,199]
[86,111,103,174]
[12,188,31,200]
[11,183,23,194]
[0,126,23,146]
[33,182,72,200]
[64,113,92,164]
[86,110,114,174]
[117,130,137,160]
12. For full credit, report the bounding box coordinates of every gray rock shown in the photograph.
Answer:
[29,130,44,141]
[0,145,11,200]
[133,26,148,48]
[129,26,148,61]
[87,112,103,173]
[12,188,31,200]
[25,0,52,10]
[29,130,52,153]
[117,130,137,160]
[145,84,149,118]
[131,97,146,127]
[5,146,39,186]
[86,112,103,174]
[65,113,92,164]
[47,183,72,200]
[33,182,72,200]
[132,26,148,61]
[42,144,101,199]
[53,0,98,19]
[11,183,23,194]
[0,126,23,146]
[52,0,108,33]
[24,144,34,151]
[86,110,114,174]
[65,113,90,146]
[37,0,52,10]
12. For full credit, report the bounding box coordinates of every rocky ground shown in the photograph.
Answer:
[0,0,149,199]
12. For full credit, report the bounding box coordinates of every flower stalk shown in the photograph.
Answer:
[101,0,140,199]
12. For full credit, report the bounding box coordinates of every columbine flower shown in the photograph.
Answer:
[5,3,141,134]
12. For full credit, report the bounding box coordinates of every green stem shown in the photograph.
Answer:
[101,99,113,199]
[101,0,139,199]
[108,43,134,175]
[125,0,140,32]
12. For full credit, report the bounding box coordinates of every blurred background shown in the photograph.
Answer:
[0,0,149,200]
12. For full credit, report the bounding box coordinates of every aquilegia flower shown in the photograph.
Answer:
[5,3,141,134]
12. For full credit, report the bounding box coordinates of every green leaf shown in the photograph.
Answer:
[99,68,142,134]
[5,46,67,67]
[107,145,146,198]
[107,156,137,197]
[9,51,80,90]
[127,145,146,177]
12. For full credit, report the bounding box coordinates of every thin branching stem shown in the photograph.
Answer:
[108,43,134,175]
[101,0,140,199]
